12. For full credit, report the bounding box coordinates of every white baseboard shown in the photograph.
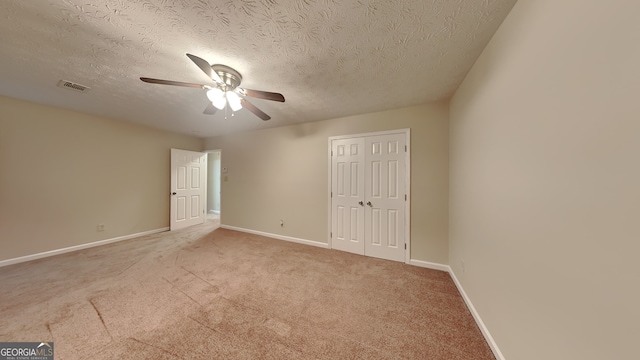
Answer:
[0,227,169,268]
[448,268,505,360]
[407,258,451,272]
[220,225,330,249]
[404,258,504,359]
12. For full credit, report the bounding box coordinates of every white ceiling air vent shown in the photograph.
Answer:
[57,79,91,93]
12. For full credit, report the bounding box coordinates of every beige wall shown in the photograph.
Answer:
[205,103,449,264]
[450,0,640,359]
[0,96,203,261]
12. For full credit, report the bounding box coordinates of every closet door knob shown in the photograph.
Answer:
[366,201,372,207]
[358,201,364,206]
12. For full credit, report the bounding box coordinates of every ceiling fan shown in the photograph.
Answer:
[140,53,285,120]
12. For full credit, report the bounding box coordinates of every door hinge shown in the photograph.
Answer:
[404,243,406,250]
[330,232,332,238]
[405,145,407,152]
[331,150,333,156]
[405,194,407,201]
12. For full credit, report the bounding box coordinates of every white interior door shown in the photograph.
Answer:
[364,134,406,262]
[331,138,365,255]
[171,149,207,231]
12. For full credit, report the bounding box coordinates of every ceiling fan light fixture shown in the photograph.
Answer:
[207,88,226,110]
[141,54,283,120]
[226,91,242,111]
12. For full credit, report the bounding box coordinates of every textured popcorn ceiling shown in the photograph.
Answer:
[0,0,517,137]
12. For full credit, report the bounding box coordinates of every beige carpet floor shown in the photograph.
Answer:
[0,221,495,359]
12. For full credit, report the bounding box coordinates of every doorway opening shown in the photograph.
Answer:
[206,150,222,228]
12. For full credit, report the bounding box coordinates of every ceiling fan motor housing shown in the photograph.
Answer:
[212,64,242,90]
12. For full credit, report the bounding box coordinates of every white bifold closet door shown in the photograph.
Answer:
[331,132,406,262]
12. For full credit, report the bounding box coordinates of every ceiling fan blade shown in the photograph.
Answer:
[241,98,271,121]
[238,88,285,102]
[186,53,223,84]
[140,77,205,89]
[203,102,217,115]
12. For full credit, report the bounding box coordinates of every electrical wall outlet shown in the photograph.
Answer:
[97,224,105,232]
[280,220,284,227]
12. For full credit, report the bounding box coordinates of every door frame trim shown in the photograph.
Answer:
[327,128,411,263]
